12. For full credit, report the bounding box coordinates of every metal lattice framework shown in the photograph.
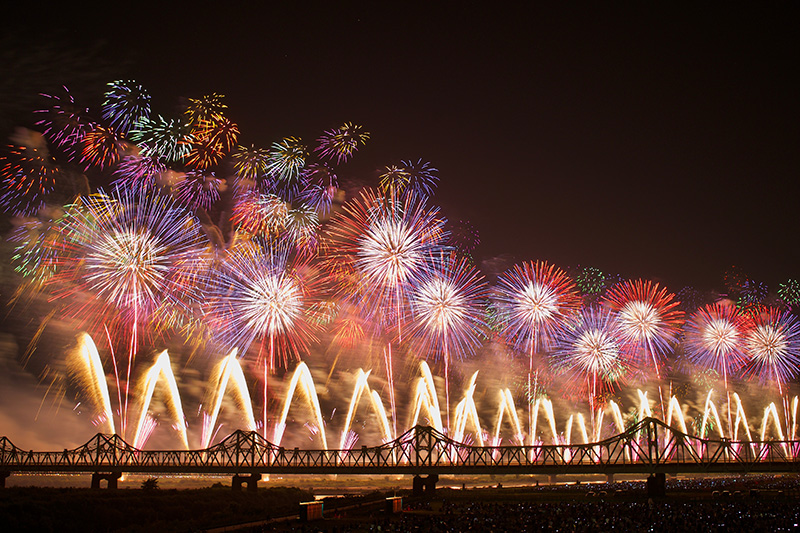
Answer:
[2,418,800,476]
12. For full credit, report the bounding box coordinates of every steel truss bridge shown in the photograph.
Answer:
[2,418,800,487]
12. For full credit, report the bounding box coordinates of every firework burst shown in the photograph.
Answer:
[174,170,224,211]
[207,241,320,363]
[377,165,410,199]
[409,253,487,359]
[325,188,448,328]
[207,239,321,438]
[267,137,307,190]
[130,115,193,162]
[35,86,90,150]
[377,160,439,200]
[576,266,609,296]
[684,301,749,431]
[408,252,487,427]
[0,144,60,215]
[201,115,239,152]
[47,189,208,335]
[603,279,684,378]
[743,307,800,390]
[299,163,338,215]
[723,265,748,296]
[284,204,320,255]
[81,125,123,170]
[44,189,207,437]
[232,145,270,186]
[551,307,631,411]
[684,302,748,383]
[778,279,800,308]
[493,260,580,443]
[186,116,240,169]
[184,93,228,125]
[400,158,439,197]
[184,138,226,170]
[102,80,151,135]
[315,122,370,164]
[737,279,769,314]
[231,190,288,236]
[113,155,166,190]
[494,261,581,359]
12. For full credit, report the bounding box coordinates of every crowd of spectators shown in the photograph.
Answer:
[374,498,800,532]
[255,475,800,533]
[263,475,800,532]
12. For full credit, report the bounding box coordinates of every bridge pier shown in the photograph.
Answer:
[232,473,261,492]
[646,473,666,498]
[412,474,439,497]
[0,471,10,488]
[606,474,614,484]
[91,472,121,489]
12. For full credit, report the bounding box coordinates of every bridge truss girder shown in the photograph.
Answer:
[2,418,800,477]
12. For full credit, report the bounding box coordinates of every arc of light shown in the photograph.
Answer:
[593,409,605,442]
[410,380,441,432]
[608,400,625,434]
[452,372,483,446]
[665,396,687,434]
[540,397,559,445]
[419,361,442,429]
[273,362,328,449]
[339,369,371,449]
[202,349,257,448]
[409,361,444,433]
[493,388,524,446]
[577,414,589,444]
[564,415,573,446]
[606,400,630,461]
[636,389,653,443]
[731,393,753,441]
[563,414,590,446]
[132,350,188,449]
[528,397,559,445]
[74,333,116,434]
[699,390,725,439]
[760,402,785,441]
[337,370,393,448]
[530,398,540,445]
[369,390,394,444]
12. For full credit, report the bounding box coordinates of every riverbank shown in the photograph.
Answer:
[0,485,315,532]
[2,474,799,532]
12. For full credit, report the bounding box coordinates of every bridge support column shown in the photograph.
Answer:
[91,472,121,489]
[412,474,438,497]
[412,475,423,496]
[232,473,261,492]
[646,473,666,498]
[0,471,10,488]
[424,474,438,494]
[606,474,614,484]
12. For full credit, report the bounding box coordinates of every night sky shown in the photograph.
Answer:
[3,4,798,291]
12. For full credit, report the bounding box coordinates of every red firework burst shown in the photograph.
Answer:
[493,260,581,357]
[602,279,684,377]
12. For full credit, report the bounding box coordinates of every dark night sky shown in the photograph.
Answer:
[3,3,798,291]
